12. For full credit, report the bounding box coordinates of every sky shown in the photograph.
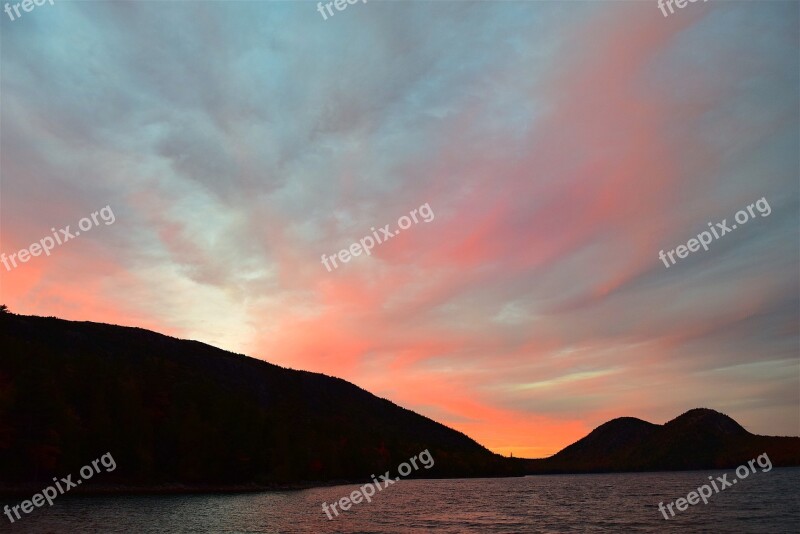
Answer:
[1,0,798,458]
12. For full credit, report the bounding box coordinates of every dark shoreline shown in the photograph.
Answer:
[0,480,346,497]
[5,466,800,497]
[0,472,532,497]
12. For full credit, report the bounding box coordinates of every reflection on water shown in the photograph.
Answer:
[6,467,799,533]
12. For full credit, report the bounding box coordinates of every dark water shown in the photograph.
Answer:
[5,468,798,533]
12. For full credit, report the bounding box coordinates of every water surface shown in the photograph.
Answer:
[6,468,799,532]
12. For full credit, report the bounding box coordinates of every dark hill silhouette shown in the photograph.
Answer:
[539,417,659,471]
[0,312,797,492]
[0,313,521,490]
[527,408,799,473]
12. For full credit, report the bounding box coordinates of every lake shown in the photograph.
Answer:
[6,467,799,532]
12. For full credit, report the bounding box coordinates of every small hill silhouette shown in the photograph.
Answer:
[1,312,797,492]
[529,408,799,473]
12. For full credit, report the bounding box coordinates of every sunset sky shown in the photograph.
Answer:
[1,0,798,457]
